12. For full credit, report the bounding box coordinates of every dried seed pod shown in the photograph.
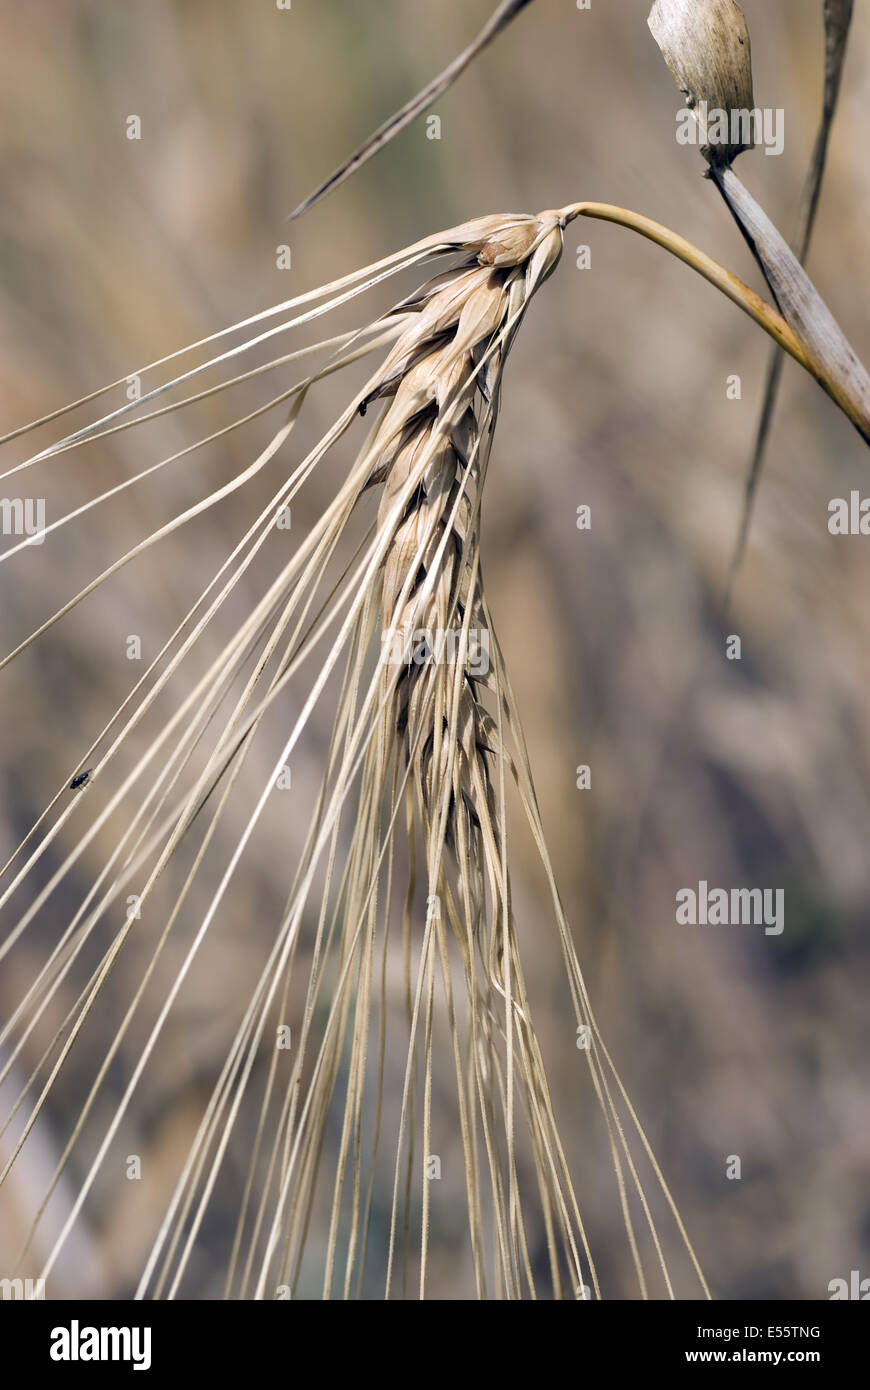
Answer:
[648,0,755,167]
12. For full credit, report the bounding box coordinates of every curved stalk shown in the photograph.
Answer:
[559,202,869,444]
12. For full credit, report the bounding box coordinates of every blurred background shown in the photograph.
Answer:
[0,0,869,1299]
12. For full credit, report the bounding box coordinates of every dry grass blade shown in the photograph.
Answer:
[724,0,855,608]
[288,0,535,221]
[711,166,870,443]
[809,1,855,237]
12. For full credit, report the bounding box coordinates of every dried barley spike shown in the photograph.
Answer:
[366,212,564,855]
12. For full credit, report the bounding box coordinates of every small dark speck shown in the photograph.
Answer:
[69,770,92,790]
[359,401,368,417]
